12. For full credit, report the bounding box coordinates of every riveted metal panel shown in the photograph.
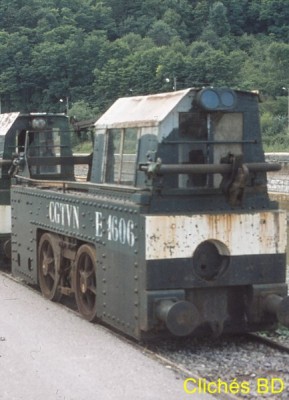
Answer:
[11,185,144,338]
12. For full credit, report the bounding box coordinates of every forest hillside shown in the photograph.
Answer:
[1,0,289,148]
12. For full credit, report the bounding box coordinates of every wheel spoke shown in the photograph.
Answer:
[48,269,56,280]
[86,269,94,279]
[45,256,54,265]
[87,282,97,295]
[84,255,90,271]
[85,293,94,309]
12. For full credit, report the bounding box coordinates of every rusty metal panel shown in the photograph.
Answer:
[95,89,192,129]
[145,210,287,260]
[0,112,20,136]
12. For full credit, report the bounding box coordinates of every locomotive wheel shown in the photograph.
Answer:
[73,244,97,322]
[38,233,62,302]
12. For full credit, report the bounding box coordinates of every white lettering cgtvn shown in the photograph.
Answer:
[49,201,79,229]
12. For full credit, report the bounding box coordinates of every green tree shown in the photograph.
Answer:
[208,1,230,37]
[259,0,289,39]
[238,35,273,92]
[147,20,179,46]
[266,42,289,94]
[0,31,34,111]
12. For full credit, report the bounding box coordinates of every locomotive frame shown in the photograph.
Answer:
[10,87,289,340]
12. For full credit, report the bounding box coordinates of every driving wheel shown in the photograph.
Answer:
[73,244,97,321]
[38,233,61,301]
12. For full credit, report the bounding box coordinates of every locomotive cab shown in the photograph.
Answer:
[92,88,272,200]
[13,114,74,180]
[0,113,73,266]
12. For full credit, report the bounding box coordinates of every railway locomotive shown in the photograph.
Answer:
[0,112,76,267]
[10,87,289,339]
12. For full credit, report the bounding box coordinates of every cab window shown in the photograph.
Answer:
[105,128,138,185]
[178,111,243,188]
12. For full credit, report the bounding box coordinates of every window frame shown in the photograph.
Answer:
[104,127,139,186]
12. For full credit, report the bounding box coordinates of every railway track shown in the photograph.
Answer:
[140,343,241,400]
[2,269,289,399]
[247,332,289,355]
[145,332,289,399]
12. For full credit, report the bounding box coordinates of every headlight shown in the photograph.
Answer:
[31,118,46,130]
[196,88,236,111]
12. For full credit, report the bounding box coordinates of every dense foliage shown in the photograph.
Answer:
[1,0,289,148]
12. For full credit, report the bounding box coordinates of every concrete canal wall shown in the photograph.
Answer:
[265,154,289,284]
[266,153,289,194]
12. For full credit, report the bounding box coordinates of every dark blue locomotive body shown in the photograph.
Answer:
[10,88,289,339]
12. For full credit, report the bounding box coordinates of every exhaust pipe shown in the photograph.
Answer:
[156,300,199,336]
[264,294,289,328]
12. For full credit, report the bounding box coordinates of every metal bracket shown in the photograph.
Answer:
[220,153,249,206]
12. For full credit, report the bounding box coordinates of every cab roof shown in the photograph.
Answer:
[95,88,193,129]
[0,112,20,136]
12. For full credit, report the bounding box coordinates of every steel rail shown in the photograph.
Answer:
[247,332,289,354]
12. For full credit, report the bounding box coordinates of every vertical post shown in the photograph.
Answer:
[59,97,69,114]
[165,76,177,91]
[66,96,69,115]
[287,89,289,133]
[282,87,289,132]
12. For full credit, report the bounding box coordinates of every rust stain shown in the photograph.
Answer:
[95,89,192,129]
[145,211,287,260]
